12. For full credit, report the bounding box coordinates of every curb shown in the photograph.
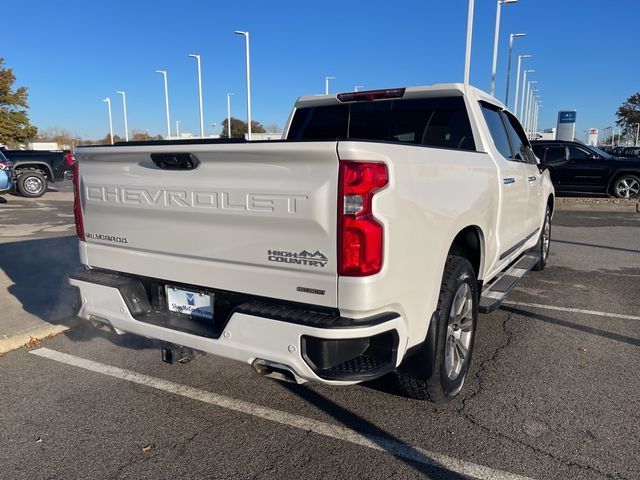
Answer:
[0,324,69,355]
[555,198,639,213]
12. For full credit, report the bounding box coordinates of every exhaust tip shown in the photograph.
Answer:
[252,359,305,384]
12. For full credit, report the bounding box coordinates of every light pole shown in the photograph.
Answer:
[525,85,538,136]
[227,93,235,138]
[188,54,204,139]
[211,123,217,137]
[354,85,364,92]
[520,69,534,121]
[325,76,335,95]
[635,123,640,146]
[490,0,518,96]
[234,31,252,140]
[103,97,113,145]
[513,55,531,116]
[464,0,475,85]
[116,90,129,142]
[175,120,181,138]
[155,70,171,139]
[504,33,526,106]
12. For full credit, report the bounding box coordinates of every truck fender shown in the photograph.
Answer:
[13,161,54,182]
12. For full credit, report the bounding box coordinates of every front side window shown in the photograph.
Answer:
[502,111,535,163]
[480,103,513,159]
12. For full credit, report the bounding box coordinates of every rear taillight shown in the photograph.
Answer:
[338,161,389,276]
[64,152,75,167]
[0,161,10,171]
[71,161,85,241]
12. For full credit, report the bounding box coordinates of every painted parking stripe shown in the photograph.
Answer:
[503,301,640,321]
[29,347,535,480]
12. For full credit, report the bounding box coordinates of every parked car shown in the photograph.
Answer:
[69,84,554,402]
[619,146,640,158]
[0,150,13,197]
[531,140,640,199]
[0,149,74,198]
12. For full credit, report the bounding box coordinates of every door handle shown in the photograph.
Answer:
[528,175,537,182]
[503,177,515,184]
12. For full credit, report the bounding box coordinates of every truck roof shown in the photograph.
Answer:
[295,83,507,111]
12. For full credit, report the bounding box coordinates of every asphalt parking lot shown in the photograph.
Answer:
[0,190,638,480]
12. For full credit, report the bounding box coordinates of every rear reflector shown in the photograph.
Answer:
[338,161,389,276]
[337,88,405,103]
[71,161,85,241]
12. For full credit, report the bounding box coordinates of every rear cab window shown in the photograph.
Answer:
[287,96,476,151]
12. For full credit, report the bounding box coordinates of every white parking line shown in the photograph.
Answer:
[502,301,640,321]
[29,347,535,480]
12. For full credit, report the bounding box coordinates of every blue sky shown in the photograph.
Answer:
[3,0,639,140]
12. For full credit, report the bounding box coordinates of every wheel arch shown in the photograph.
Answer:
[13,162,53,181]
[448,225,485,281]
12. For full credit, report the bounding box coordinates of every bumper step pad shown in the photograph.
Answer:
[479,253,539,313]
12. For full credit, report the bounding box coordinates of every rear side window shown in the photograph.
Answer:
[543,146,566,164]
[287,96,476,151]
[480,103,512,159]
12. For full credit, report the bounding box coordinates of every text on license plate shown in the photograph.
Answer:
[166,286,214,320]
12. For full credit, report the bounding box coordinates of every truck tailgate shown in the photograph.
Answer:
[75,142,339,307]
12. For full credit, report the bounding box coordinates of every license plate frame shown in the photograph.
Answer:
[166,285,214,321]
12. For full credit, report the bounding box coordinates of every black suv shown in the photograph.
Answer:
[531,140,640,199]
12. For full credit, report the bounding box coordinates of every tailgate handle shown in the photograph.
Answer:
[150,153,200,170]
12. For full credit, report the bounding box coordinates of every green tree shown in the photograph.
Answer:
[220,117,266,138]
[98,133,123,144]
[130,129,164,141]
[615,92,640,143]
[0,57,38,146]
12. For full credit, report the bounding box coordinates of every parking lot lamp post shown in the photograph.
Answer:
[175,120,181,138]
[234,31,252,140]
[102,97,113,145]
[520,70,534,122]
[188,54,204,139]
[526,86,538,136]
[226,93,234,138]
[505,34,526,105]
[635,123,639,146]
[513,55,531,117]
[464,0,474,85]
[490,0,518,96]
[116,91,129,142]
[325,76,335,95]
[155,70,171,139]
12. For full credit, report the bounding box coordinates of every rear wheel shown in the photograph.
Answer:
[531,205,551,271]
[17,170,47,198]
[612,174,640,199]
[394,255,478,402]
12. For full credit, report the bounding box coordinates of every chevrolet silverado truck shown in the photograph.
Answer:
[69,84,554,402]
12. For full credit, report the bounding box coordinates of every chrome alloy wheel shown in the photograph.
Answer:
[615,176,640,199]
[542,213,551,263]
[24,176,44,195]
[444,283,474,381]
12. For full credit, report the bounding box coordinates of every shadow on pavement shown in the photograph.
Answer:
[501,305,640,347]
[279,382,465,479]
[0,235,80,324]
[554,238,640,254]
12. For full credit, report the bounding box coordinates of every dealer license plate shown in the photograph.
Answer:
[166,286,214,321]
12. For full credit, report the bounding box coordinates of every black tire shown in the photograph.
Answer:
[531,205,551,271]
[17,170,47,198]
[394,255,478,402]
[612,174,640,199]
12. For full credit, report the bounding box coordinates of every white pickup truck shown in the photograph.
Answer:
[70,84,554,402]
